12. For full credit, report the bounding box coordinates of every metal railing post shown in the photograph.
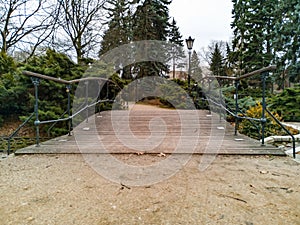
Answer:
[135,79,138,103]
[208,80,212,114]
[66,84,72,136]
[32,77,40,147]
[265,108,296,158]
[7,139,11,155]
[106,81,109,99]
[261,72,267,146]
[201,80,206,109]
[85,81,89,123]
[219,79,222,122]
[234,80,240,136]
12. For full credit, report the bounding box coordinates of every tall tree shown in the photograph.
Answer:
[231,0,299,86]
[132,0,171,41]
[230,0,248,75]
[100,0,132,55]
[231,0,300,73]
[200,40,227,66]
[99,0,133,79]
[231,0,277,74]
[224,43,234,77]
[190,50,202,81]
[209,43,224,76]
[131,0,172,77]
[273,0,300,83]
[0,0,58,57]
[55,0,107,64]
[168,18,185,79]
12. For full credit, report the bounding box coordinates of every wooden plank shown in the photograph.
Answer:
[15,108,285,156]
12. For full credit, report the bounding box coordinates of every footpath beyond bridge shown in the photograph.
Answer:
[15,104,285,156]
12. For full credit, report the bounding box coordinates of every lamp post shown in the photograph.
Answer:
[186,36,194,89]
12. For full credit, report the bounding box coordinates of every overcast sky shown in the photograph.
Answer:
[169,0,233,51]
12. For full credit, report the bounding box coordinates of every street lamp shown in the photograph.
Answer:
[185,36,194,89]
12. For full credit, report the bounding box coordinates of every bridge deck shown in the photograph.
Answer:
[15,105,285,156]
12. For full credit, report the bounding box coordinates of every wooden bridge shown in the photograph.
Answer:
[15,104,285,156]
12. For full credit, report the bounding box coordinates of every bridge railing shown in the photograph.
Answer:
[4,68,296,158]
[198,65,296,158]
[5,71,120,155]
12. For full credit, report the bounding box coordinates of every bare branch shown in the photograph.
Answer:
[54,0,107,63]
[0,0,59,57]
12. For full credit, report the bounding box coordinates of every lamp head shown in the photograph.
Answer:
[185,36,195,50]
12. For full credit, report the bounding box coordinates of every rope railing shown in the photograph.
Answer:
[198,65,296,158]
[265,108,296,158]
[205,96,262,122]
[22,71,110,84]
[47,109,69,137]
[5,71,122,154]
[6,68,297,158]
[204,65,277,81]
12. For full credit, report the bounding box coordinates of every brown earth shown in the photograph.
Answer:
[0,118,32,137]
[0,154,299,225]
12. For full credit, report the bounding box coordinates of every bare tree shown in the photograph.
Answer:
[199,40,227,65]
[0,0,59,58]
[55,0,107,64]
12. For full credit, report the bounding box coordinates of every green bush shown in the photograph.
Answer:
[221,86,258,122]
[159,83,193,109]
[269,86,300,122]
[239,102,299,139]
[0,115,3,127]
[0,53,32,120]
[19,49,85,136]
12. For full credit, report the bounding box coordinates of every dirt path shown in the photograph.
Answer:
[0,154,299,225]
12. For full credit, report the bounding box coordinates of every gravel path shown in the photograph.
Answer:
[0,154,299,225]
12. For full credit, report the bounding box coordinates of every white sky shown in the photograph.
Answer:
[169,0,233,51]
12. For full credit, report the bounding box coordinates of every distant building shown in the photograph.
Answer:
[168,66,212,81]
[168,71,188,80]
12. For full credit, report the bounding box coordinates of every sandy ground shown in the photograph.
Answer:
[0,154,299,225]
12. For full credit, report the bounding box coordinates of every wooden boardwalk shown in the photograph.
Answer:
[15,105,285,156]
